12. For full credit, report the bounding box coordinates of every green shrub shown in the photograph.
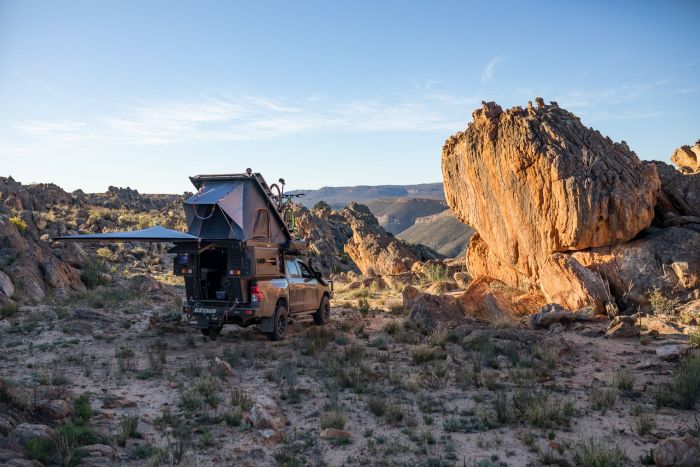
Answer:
[648,288,680,315]
[572,437,627,467]
[358,298,370,315]
[73,393,93,422]
[9,215,27,233]
[320,409,346,429]
[1,302,19,318]
[80,258,108,289]
[25,437,54,463]
[655,355,700,409]
[422,263,450,282]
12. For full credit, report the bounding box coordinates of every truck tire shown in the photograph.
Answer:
[268,304,288,341]
[313,296,331,325]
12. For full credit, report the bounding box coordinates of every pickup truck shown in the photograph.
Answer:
[175,241,333,340]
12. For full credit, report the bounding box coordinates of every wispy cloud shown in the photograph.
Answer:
[12,91,476,146]
[481,57,501,82]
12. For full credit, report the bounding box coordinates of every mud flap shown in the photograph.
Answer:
[260,316,274,333]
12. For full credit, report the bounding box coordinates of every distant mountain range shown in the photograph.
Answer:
[288,182,473,258]
[289,182,444,209]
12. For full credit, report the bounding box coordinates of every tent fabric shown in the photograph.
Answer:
[55,225,198,242]
[182,177,289,243]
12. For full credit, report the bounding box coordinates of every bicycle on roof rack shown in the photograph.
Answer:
[269,178,305,232]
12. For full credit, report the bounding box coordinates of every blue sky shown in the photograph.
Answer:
[0,0,698,193]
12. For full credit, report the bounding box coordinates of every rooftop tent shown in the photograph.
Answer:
[55,225,198,242]
[184,174,290,244]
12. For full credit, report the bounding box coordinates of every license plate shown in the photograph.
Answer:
[194,308,218,315]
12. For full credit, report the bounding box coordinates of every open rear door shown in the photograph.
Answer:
[55,225,199,243]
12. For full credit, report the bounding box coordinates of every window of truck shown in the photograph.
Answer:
[286,260,301,278]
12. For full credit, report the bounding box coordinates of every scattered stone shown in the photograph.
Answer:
[654,434,700,467]
[531,304,575,329]
[403,286,467,333]
[247,395,286,431]
[453,271,470,289]
[605,321,640,338]
[101,398,137,409]
[80,444,115,459]
[37,399,73,420]
[320,428,352,441]
[211,357,234,378]
[656,344,691,360]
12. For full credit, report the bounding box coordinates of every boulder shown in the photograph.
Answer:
[572,227,700,307]
[654,434,700,467]
[442,100,660,309]
[651,161,700,223]
[453,272,471,289]
[605,320,639,338]
[459,277,545,322]
[247,395,286,431]
[670,141,700,174]
[530,304,576,329]
[6,423,57,454]
[37,399,73,420]
[539,253,609,312]
[403,285,466,332]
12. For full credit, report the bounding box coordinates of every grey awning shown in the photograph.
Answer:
[55,225,199,243]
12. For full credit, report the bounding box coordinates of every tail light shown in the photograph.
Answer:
[251,283,264,303]
[182,305,193,313]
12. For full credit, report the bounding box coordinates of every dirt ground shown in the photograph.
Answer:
[1,282,699,467]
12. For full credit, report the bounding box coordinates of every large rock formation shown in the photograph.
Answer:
[670,140,700,174]
[341,202,440,276]
[442,100,698,312]
[292,201,356,274]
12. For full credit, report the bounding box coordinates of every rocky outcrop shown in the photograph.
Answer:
[651,161,700,226]
[0,215,85,303]
[441,100,700,312]
[341,203,440,276]
[443,101,659,290]
[670,140,700,174]
[572,227,700,304]
[292,202,356,274]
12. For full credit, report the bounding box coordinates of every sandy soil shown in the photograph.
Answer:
[1,283,698,467]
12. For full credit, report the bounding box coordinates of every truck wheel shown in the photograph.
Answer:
[313,296,331,325]
[268,304,288,341]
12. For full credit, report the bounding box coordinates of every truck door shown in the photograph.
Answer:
[285,259,304,313]
[297,261,320,311]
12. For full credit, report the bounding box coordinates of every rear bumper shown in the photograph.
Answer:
[184,301,261,329]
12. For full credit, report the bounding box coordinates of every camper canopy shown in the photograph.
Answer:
[184,174,290,243]
[56,173,292,244]
[55,225,198,242]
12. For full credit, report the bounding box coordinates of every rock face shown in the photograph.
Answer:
[572,227,700,304]
[651,161,700,225]
[443,101,659,306]
[440,100,700,312]
[341,202,440,277]
[292,201,356,275]
[670,140,700,174]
